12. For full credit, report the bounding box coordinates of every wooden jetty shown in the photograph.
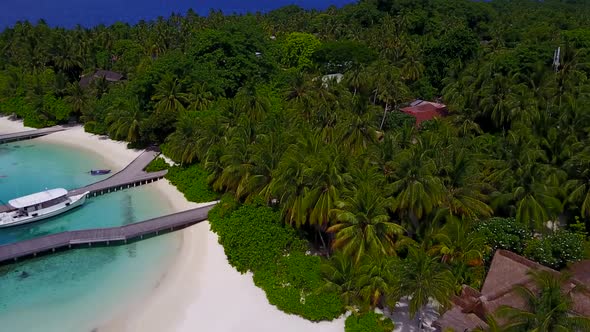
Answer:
[0,150,167,213]
[0,126,65,144]
[68,150,167,197]
[0,204,215,264]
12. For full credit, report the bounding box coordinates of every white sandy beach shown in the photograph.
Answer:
[39,127,142,169]
[0,117,140,169]
[0,117,35,134]
[0,117,347,332]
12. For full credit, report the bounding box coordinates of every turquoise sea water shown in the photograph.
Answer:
[0,140,179,331]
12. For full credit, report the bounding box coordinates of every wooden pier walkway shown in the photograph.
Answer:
[68,150,167,197]
[0,126,65,144]
[0,204,215,264]
[0,150,167,213]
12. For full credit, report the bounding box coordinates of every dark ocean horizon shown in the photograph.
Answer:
[0,0,357,29]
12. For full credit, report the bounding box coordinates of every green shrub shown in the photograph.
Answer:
[165,164,218,203]
[254,252,344,321]
[208,194,240,221]
[145,157,169,172]
[475,218,586,269]
[523,237,559,268]
[474,217,531,256]
[549,231,587,264]
[0,97,42,127]
[84,121,97,133]
[569,216,588,238]
[345,312,395,332]
[209,203,345,321]
[84,120,108,135]
[210,203,305,272]
[524,231,586,269]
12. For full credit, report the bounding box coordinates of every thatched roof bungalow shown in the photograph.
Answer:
[79,70,125,88]
[434,250,590,331]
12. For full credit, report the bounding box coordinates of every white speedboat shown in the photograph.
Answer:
[0,188,89,228]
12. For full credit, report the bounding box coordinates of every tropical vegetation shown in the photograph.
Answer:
[344,311,395,332]
[2,0,590,329]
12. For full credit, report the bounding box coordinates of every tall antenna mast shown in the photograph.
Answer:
[553,46,561,72]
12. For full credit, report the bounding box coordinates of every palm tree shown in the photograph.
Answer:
[514,179,562,232]
[478,73,534,130]
[427,218,488,267]
[50,35,82,78]
[240,128,288,202]
[356,254,397,310]
[188,82,214,112]
[269,139,310,228]
[283,71,313,114]
[151,74,190,113]
[316,106,340,144]
[328,183,405,262]
[371,64,410,130]
[105,97,142,142]
[496,270,590,332]
[303,146,350,247]
[336,111,378,154]
[197,113,229,157]
[492,163,562,231]
[164,111,201,165]
[489,128,563,230]
[401,46,425,81]
[209,117,255,193]
[321,253,359,306]
[390,247,455,321]
[343,66,367,98]
[64,82,88,116]
[558,94,590,142]
[390,144,445,233]
[565,147,590,218]
[235,86,271,122]
[437,149,493,221]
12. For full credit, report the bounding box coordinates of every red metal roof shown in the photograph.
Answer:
[401,100,447,125]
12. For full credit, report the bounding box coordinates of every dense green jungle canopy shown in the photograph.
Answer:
[2,0,590,328]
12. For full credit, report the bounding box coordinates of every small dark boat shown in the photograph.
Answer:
[90,169,111,175]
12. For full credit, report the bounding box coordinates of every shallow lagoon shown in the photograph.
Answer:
[0,140,178,332]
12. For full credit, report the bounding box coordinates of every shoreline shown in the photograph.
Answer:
[0,117,140,170]
[37,127,142,170]
[0,117,346,332]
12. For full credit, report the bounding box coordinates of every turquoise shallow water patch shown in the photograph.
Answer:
[0,140,170,244]
[0,139,179,332]
[0,187,170,244]
[0,141,103,201]
[0,233,180,332]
